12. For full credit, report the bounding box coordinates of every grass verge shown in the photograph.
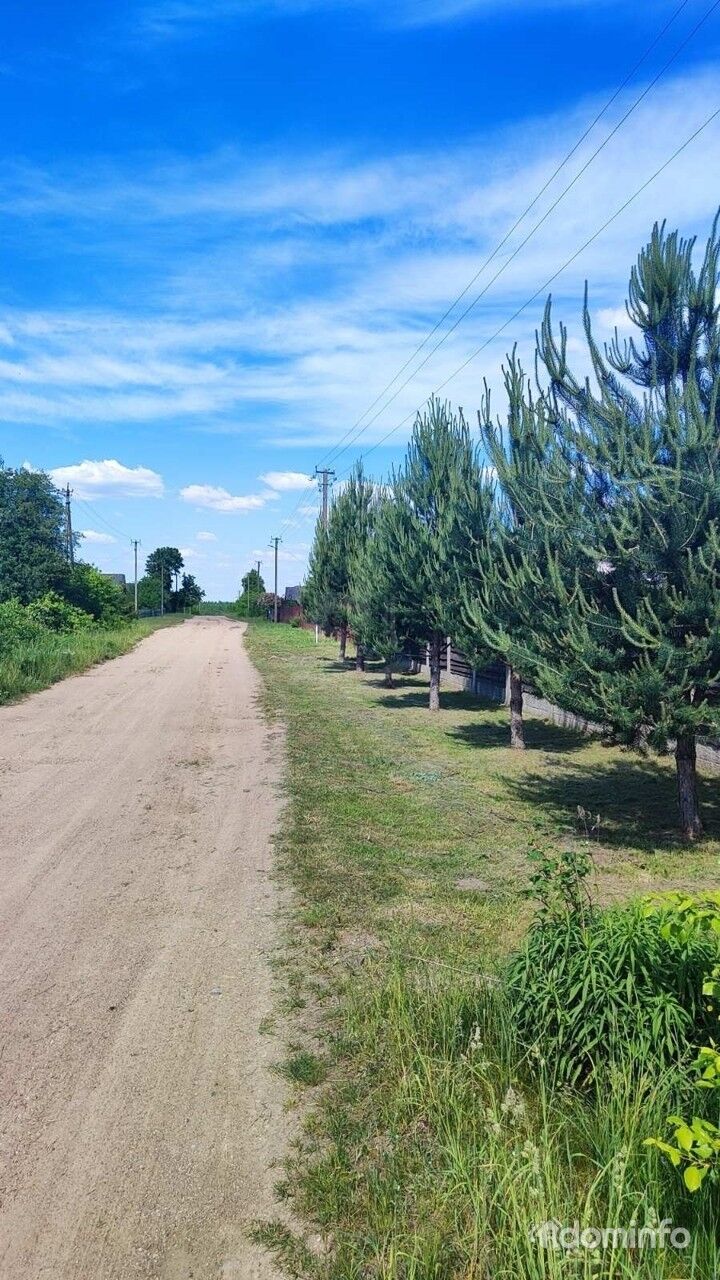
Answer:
[0,615,184,704]
[246,620,720,1279]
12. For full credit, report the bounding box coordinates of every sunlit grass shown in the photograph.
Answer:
[0,615,184,704]
[246,621,720,1279]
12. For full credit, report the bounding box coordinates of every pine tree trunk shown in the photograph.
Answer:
[384,663,394,688]
[508,667,525,750]
[428,633,442,711]
[355,644,365,672]
[675,732,703,840]
[338,624,347,661]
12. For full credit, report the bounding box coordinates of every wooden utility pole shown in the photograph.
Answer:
[132,540,140,615]
[64,485,74,566]
[314,467,335,529]
[269,537,281,622]
[252,560,261,617]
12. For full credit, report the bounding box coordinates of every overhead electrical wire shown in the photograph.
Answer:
[332,104,720,480]
[322,0,720,473]
[73,496,135,543]
[314,0,696,471]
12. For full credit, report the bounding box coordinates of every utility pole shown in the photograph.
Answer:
[269,537,281,622]
[251,560,261,618]
[315,467,335,530]
[132,540,140,615]
[64,485,74,567]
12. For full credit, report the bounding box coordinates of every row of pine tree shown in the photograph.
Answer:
[303,214,720,840]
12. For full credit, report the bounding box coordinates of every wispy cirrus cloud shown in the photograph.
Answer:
[137,0,622,39]
[2,67,719,452]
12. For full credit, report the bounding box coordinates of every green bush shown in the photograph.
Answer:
[0,599,46,655]
[26,591,94,633]
[507,901,718,1087]
[59,563,130,624]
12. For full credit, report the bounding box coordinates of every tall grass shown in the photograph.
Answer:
[0,616,182,704]
[275,954,717,1278]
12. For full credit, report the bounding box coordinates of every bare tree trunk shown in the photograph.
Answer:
[428,633,442,711]
[338,624,347,661]
[675,731,703,840]
[508,667,525,750]
[384,663,394,688]
[355,643,365,672]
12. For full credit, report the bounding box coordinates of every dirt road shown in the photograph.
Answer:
[0,618,288,1280]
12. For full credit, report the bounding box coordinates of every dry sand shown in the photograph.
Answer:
[0,617,288,1279]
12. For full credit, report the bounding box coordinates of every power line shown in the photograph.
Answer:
[315,0,694,467]
[334,103,720,480]
[277,474,323,540]
[321,0,720,472]
[73,496,133,543]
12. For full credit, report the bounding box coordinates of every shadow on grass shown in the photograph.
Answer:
[317,657,353,672]
[503,756,720,849]
[378,688,498,712]
[450,718,588,754]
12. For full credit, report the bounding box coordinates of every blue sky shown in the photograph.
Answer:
[2,0,720,597]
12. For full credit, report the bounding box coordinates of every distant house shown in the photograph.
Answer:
[284,585,302,603]
[104,573,127,588]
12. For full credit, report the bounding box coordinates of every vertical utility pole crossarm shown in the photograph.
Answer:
[314,467,335,529]
[269,537,282,622]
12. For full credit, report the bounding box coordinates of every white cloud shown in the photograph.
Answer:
[49,459,164,499]
[1,66,718,456]
[260,470,315,491]
[196,530,217,541]
[179,483,271,512]
[80,529,117,544]
[251,545,306,563]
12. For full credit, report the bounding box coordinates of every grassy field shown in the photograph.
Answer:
[0,615,184,705]
[246,621,720,1280]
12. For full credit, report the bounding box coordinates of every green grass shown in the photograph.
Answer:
[0,615,184,704]
[245,621,720,1279]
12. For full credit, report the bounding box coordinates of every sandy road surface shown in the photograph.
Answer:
[0,618,288,1280]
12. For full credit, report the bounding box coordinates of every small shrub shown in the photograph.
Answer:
[26,591,94,632]
[0,599,46,655]
[507,899,718,1087]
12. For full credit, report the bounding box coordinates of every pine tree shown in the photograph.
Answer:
[302,519,341,642]
[349,498,404,687]
[303,464,374,663]
[508,215,720,839]
[455,353,546,747]
[378,397,481,710]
